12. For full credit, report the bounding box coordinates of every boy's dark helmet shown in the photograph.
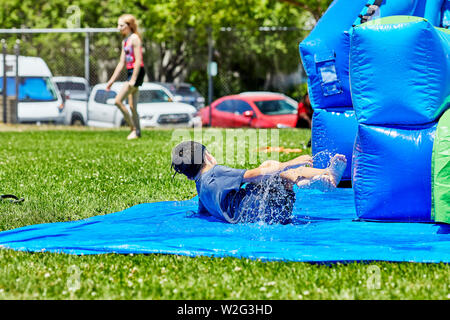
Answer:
[171,141,207,179]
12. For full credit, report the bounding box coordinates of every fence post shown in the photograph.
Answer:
[85,32,90,123]
[6,97,17,123]
[2,39,6,124]
[13,39,19,124]
[207,27,213,127]
[84,32,90,86]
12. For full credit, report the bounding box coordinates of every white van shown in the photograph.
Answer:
[0,55,64,123]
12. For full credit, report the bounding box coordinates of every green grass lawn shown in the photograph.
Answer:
[0,126,448,300]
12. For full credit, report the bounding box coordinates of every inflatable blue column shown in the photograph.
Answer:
[299,0,366,180]
[299,0,445,181]
[350,16,450,221]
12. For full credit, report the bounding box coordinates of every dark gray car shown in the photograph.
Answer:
[53,76,89,102]
[156,82,205,109]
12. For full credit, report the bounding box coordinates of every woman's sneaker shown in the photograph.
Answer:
[127,130,139,140]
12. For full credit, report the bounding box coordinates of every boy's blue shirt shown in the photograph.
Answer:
[195,165,246,223]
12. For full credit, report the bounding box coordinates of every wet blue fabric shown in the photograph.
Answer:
[195,165,246,222]
[0,188,448,263]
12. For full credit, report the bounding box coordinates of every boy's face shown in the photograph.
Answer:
[205,151,217,166]
[186,150,216,181]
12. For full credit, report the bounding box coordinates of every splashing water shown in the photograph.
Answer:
[187,152,340,227]
[238,167,306,226]
[242,152,340,226]
[312,150,335,169]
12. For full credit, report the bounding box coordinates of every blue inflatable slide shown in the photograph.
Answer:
[300,0,449,181]
[0,0,448,264]
[300,0,450,223]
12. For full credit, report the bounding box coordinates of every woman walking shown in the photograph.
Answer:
[107,14,145,140]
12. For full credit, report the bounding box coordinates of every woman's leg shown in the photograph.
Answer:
[128,87,141,137]
[114,83,134,131]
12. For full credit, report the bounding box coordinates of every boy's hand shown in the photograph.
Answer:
[289,155,313,168]
[303,155,314,166]
[298,155,313,163]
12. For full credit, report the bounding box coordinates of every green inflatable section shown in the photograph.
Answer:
[432,108,450,224]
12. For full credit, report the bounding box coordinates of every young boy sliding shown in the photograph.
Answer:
[171,141,347,225]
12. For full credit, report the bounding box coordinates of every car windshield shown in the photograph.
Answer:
[175,86,198,97]
[56,82,86,91]
[139,89,172,103]
[56,82,88,101]
[0,77,58,102]
[253,99,297,115]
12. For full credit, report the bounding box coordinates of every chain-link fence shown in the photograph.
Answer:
[0,28,126,87]
[1,26,309,91]
[213,27,307,99]
[0,26,309,122]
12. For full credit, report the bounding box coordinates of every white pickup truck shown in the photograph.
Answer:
[64,82,202,128]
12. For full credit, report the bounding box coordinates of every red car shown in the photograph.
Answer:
[199,92,299,128]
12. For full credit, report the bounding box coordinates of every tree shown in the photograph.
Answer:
[277,0,332,21]
[132,0,320,96]
[0,0,123,80]
[0,0,332,96]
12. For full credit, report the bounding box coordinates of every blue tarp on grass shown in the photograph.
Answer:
[0,188,449,263]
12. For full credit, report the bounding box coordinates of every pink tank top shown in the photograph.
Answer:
[123,35,144,70]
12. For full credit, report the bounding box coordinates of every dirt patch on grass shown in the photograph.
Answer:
[0,124,110,132]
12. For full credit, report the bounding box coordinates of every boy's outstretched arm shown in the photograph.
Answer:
[243,155,312,183]
[282,154,313,169]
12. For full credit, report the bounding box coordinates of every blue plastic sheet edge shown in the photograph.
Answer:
[0,188,449,264]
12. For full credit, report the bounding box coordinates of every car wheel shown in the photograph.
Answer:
[71,114,85,126]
